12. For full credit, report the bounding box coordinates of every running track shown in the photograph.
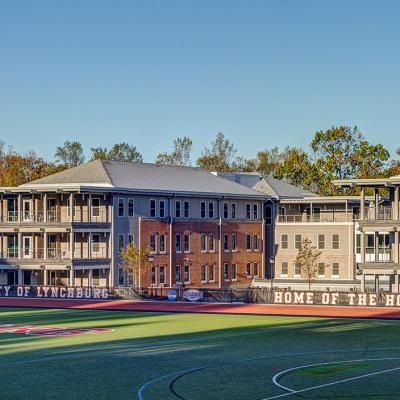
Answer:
[2,297,400,319]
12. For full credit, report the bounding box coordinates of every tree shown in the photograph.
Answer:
[90,142,143,163]
[156,136,193,166]
[120,243,152,288]
[242,147,283,175]
[295,238,323,291]
[311,126,390,194]
[197,132,241,172]
[54,141,85,167]
[274,147,323,194]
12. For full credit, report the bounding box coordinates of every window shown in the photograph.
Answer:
[294,263,301,276]
[128,234,134,244]
[92,234,100,254]
[200,234,206,252]
[159,200,165,218]
[150,234,157,253]
[200,202,206,218]
[232,234,237,251]
[232,264,237,280]
[281,234,288,249]
[253,262,259,277]
[223,203,229,219]
[281,262,288,277]
[246,234,252,251]
[184,234,190,253]
[208,202,214,219]
[253,204,259,219]
[318,234,325,250]
[295,234,302,250]
[175,266,182,283]
[231,203,236,219]
[175,200,181,218]
[201,265,206,282]
[184,265,190,283]
[160,266,165,284]
[246,204,251,219]
[332,263,339,277]
[356,234,361,254]
[318,263,325,277]
[151,266,156,285]
[118,235,124,251]
[91,198,100,218]
[175,234,182,252]
[246,263,251,276]
[223,234,229,251]
[159,234,166,253]
[209,265,215,281]
[332,234,340,250]
[118,198,124,217]
[208,234,215,252]
[118,268,125,286]
[253,235,259,251]
[224,263,229,280]
[150,199,156,218]
[125,198,133,217]
[184,201,189,218]
[265,205,272,224]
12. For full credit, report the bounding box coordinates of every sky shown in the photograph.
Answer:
[0,0,399,163]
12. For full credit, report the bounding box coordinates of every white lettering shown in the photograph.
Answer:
[331,293,339,305]
[17,286,23,297]
[358,294,367,306]
[321,293,330,305]
[305,292,314,304]
[347,293,356,305]
[284,292,292,303]
[369,294,377,306]
[274,292,283,304]
[386,294,395,306]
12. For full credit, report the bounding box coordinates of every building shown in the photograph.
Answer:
[0,160,266,289]
[334,175,400,292]
[216,172,362,291]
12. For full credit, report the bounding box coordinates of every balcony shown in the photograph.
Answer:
[364,247,393,263]
[277,214,348,223]
[356,207,394,222]
[1,247,110,261]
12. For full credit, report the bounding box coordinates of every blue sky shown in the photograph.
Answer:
[0,0,398,163]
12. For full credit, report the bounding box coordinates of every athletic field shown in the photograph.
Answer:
[1,307,400,399]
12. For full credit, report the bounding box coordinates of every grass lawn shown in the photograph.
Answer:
[1,307,400,399]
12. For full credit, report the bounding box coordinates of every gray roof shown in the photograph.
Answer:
[23,160,265,198]
[254,175,316,199]
[215,172,315,199]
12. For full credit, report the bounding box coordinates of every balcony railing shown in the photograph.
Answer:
[364,247,393,263]
[277,214,346,223]
[1,247,110,260]
[357,207,393,221]
[0,209,110,224]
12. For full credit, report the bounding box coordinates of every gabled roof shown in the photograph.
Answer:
[21,160,265,199]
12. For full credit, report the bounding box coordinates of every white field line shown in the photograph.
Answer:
[265,357,400,400]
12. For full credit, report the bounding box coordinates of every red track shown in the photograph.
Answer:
[2,297,400,319]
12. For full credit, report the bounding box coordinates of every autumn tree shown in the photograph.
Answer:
[197,132,242,172]
[311,126,390,194]
[90,142,143,163]
[120,243,152,288]
[156,136,193,166]
[242,147,283,175]
[295,238,323,291]
[54,140,85,167]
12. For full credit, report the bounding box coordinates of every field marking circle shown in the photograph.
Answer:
[264,356,400,400]
[136,351,400,400]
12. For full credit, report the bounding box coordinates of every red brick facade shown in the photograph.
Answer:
[139,218,264,288]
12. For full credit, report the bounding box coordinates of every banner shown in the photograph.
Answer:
[0,285,111,300]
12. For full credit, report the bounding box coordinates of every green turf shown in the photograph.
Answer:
[1,307,400,399]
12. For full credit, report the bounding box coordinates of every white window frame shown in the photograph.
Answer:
[332,234,340,250]
[223,202,229,219]
[184,234,190,253]
[159,200,165,218]
[175,234,182,253]
[318,234,325,250]
[223,263,229,281]
[159,233,166,254]
[184,201,190,218]
[128,198,134,217]
[208,202,214,219]
[118,198,124,217]
[223,233,229,252]
[231,203,236,219]
[183,265,190,283]
[332,262,340,278]
[281,262,288,278]
[200,202,206,219]
[175,200,181,218]
[318,262,325,278]
[200,264,207,283]
[150,234,157,254]
[208,233,215,253]
[294,234,302,250]
[246,203,251,219]
[150,199,156,218]
[200,233,207,252]
[253,204,259,219]
[281,234,289,249]
[208,264,215,282]
[232,233,237,252]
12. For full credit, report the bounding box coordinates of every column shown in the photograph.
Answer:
[394,274,399,294]
[43,232,47,260]
[360,230,366,263]
[17,269,23,285]
[374,188,379,220]
[69,193,74,223]
[375,274,380,293]
[18,194,22,223]
[360,187,365,220]
[89,269,93,287]
[43,194,47,223]
[375,232,379,262]
[395,231,399,264]
[360,274,366,292]
[395,187,400,221]
[69,269,74,286]
[88,194,92,222]
[43,269,48,285]
[69,230,74,259]
[88,232,92,259]
[18,232,22,259]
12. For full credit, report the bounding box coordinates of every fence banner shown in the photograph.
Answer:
[0,285,112,300]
